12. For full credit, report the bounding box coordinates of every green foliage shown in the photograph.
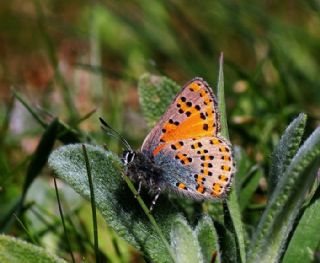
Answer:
[2,2,320,262]
[216,56,246,263]
[195,216,218,263]
[268,113,307,196]
[49,144,177,263]
[217,54,228,139]
[138,73,180,127]
[1,118,60,231]
[214,222,238,263]
[248,123,320,262]
[170,216,202,263]
[23,118,60,198]
[48,64,320,263]
[0,235,66,263]
[283,197,320,263]
[239,168,262,211]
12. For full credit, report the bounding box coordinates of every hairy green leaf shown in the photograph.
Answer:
[268,113,307,196]
[138,73,180,127]
[214,221,238,263]
[49,144,177,263]
[0,235,66,263]
[283,196,320,263]
[196,216,219,263]
[170,216,202,263]
[248,127,320,263]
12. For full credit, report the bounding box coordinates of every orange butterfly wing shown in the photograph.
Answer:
[141,77,235,198]
[142,77,220,154]
[154,137,235,198]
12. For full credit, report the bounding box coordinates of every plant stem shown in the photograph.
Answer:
[117,165,177,263]
[82,144,100,263]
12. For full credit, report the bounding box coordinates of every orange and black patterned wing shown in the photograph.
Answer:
[141,77,234,199]
[141,77,220,156]
[152,136,235,199]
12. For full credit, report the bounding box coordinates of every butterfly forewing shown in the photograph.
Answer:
[141,77,220,156]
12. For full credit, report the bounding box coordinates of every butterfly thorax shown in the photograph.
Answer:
[122,151,163,192]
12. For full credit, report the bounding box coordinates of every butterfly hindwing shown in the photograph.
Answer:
[141,77,220,156]
[154,137,235,198]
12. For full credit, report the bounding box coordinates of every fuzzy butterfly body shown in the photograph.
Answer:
[121,77,235,208]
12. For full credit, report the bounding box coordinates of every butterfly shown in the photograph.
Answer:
[100,77,235,211]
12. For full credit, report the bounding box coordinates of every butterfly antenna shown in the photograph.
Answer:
[99,117,132,151]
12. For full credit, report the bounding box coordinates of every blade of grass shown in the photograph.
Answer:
[22,118,59,198]
[77,109,97,125]
[13,90,47,129]
[217,53,228,139]
[13,90,81,144]
[33,0,79,124]
[82,145,100,263]
[239,168,262,211]
[90,6,104,102]
[1,118,60,231]
[53,177,76,263]
[0,94,14,146]
[13,213,39,245]
[216,53,246,263]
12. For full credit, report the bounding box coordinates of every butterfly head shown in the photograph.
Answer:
[122,150,136,165]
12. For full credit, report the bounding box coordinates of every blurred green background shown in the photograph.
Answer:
[1,1,320,262]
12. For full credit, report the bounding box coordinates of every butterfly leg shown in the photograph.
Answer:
[134,181,142,198]
[149,188,161,212]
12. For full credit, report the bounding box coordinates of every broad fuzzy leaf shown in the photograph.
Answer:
[138,73,180,127]
[0,235,66,263]
[248,127,320,263]
[283,196,320,263]
[268,113,307,195]
[196,216,219,263]
[170,216,203,263]
[49,144,177,263]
